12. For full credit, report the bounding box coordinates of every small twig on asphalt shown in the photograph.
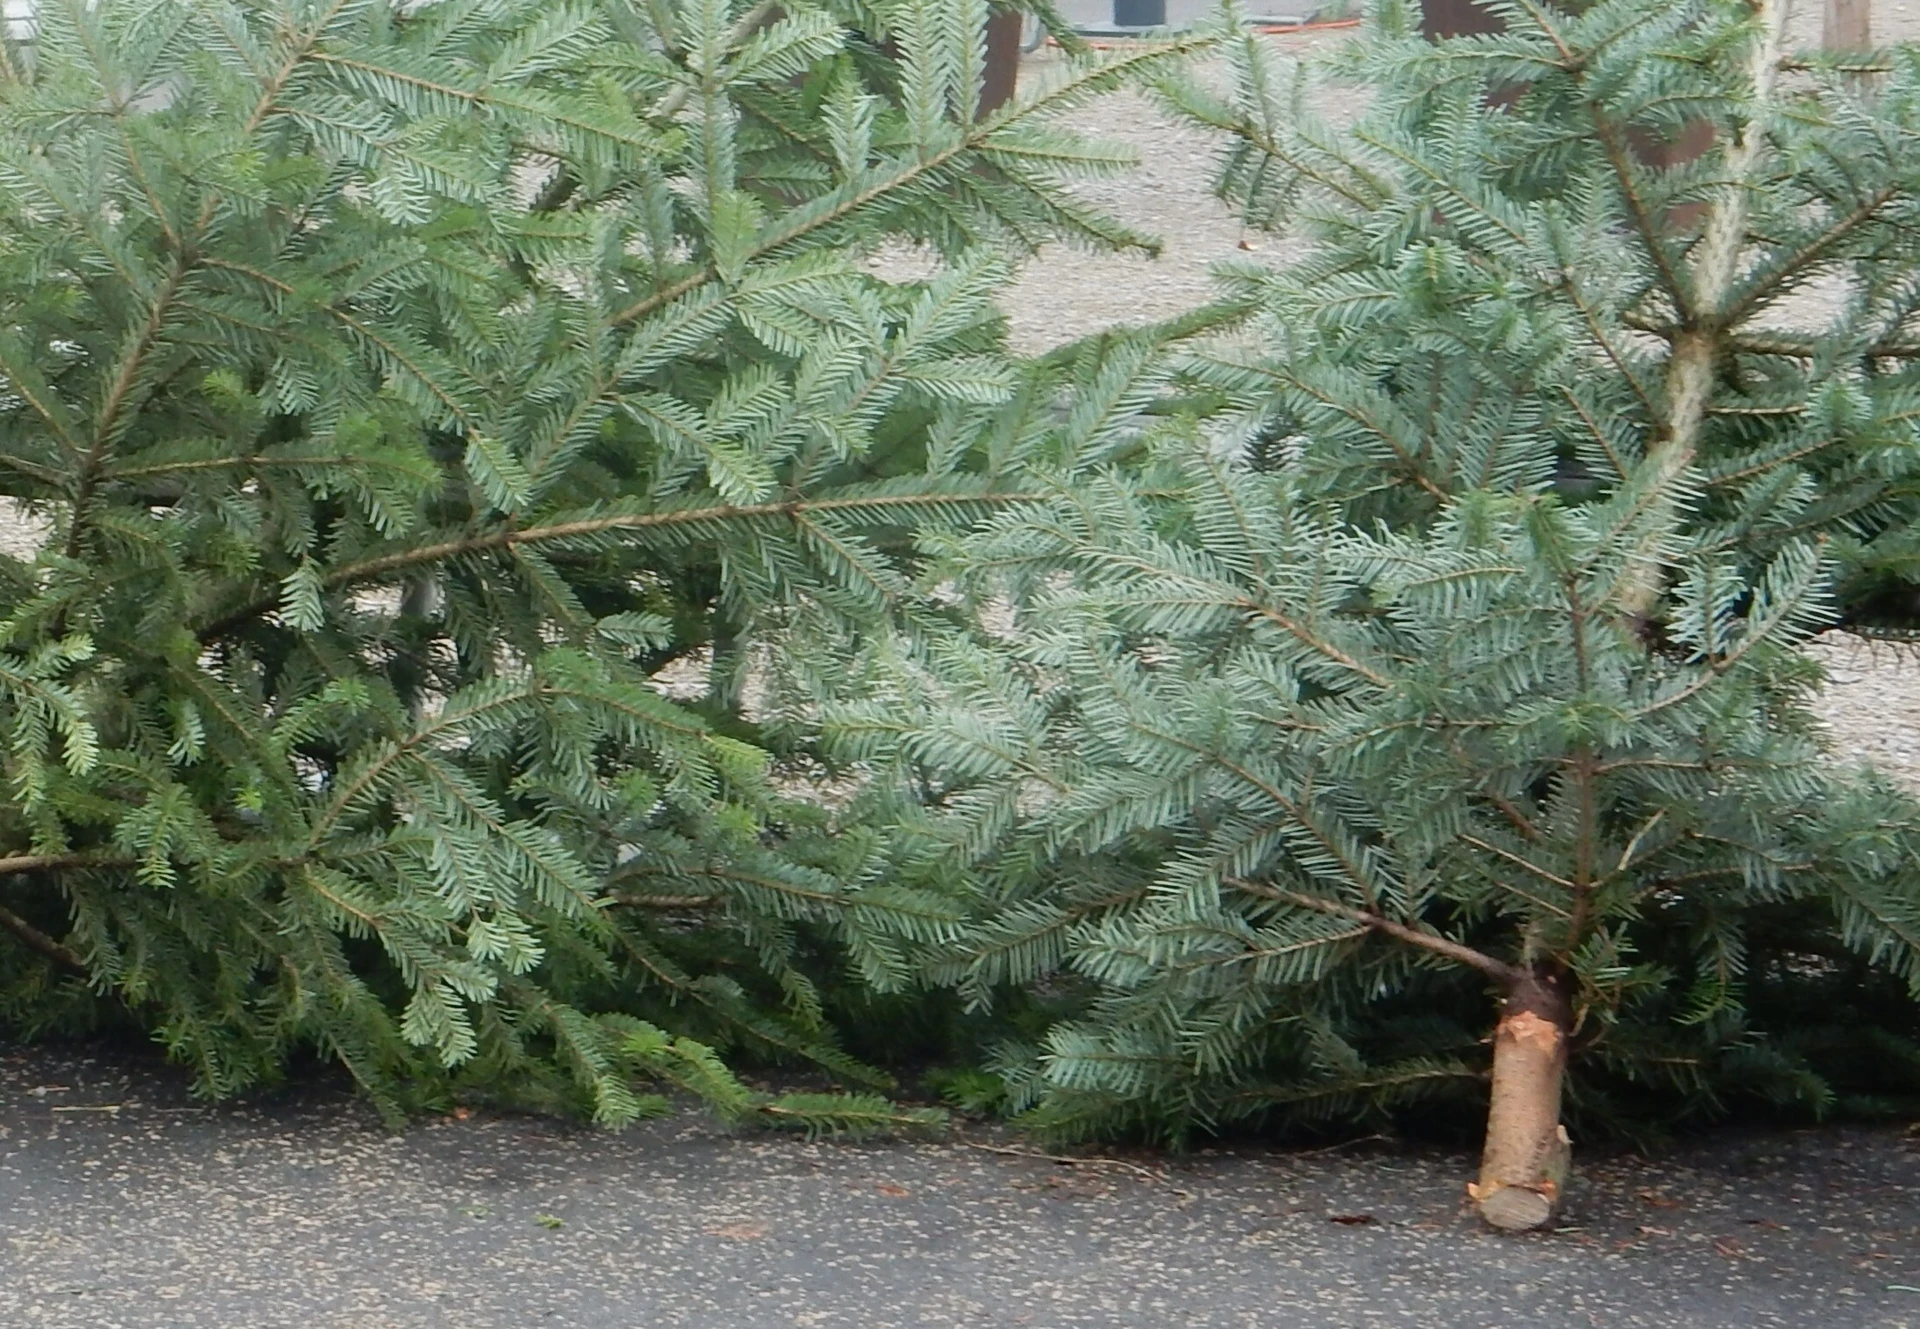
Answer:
[50,1104,123,1115]
[1289,1133,1396,1157]
[961,1141,1164,1180]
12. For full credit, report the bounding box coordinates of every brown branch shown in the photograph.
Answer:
[0,852,135,877]
[104,453,385,482]
[193,489,1031,641]
[1484,786,1547,845]
[959,1141,1165,1179]
[0,903,85,972]
[1732,332,1920,359]
[1591,119,1694,316]
[613,861,844,908]
[63,262,188,559]
[1701,435,1844,487]
[1203,112,1379,210]
[607,35,1209,328]
[1282,377,1450,500]
[613,893,721,910]
[1228,878,1525,987]
[1234,597,1394,686]
[1722,187,1899,328]
[1457,835,1577,895]
[1561,278,1660,419]
[1777,57,1892,72]
[1355,129,1529,249]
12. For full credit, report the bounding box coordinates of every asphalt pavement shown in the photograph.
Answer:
[1,1045,1916,1328]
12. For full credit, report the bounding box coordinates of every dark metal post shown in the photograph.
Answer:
[1114,0,1167,26]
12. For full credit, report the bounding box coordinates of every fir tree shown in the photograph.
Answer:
[838,0,1920,1227]
[0,0,1196,1126]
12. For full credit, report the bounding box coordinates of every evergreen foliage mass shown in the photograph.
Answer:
[0,0,1195,1125]
[835,0,1920,1144]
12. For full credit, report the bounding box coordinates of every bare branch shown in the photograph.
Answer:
[194,489,1034,641]
[0,902,85,972]
[0,852,133,877]
[1229,878,1525,987]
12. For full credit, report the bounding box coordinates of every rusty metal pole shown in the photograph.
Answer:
[1824,0,1870,51]
[980,8,1024,117]
[1418,0,1502,38]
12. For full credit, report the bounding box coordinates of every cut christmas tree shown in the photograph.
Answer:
[0,0,1197,1124]
[838,0,1920,1227]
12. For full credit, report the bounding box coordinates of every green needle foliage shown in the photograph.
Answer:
[0,0,1196,1125]
[1171,0,1920,626]
[835,0,1920,1146]
[849,444,1920,1141]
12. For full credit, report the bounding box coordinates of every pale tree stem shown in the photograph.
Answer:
[1656,0,1787,479]
[1472,970,1574,1231]
[1619,0,1789,617]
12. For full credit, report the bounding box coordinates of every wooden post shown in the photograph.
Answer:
[980,8,1023,117]
[815,6,1023,120]
[1824,0,1870,51]
[1419,0,1502,38]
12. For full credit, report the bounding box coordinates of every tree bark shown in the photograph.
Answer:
[1471,971,1574,1232]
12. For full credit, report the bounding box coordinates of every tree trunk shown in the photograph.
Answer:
[1471,971,1574,1232]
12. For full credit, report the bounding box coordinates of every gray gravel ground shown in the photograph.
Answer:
[1805,634,1920,790]
[2,1046,1917,1329]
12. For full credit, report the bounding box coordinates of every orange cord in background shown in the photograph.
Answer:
[1059,18,1362,48]
[1261,17,1363,32]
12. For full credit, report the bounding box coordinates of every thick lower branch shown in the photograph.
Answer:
[1733,332,1920,359]
[613,892,721,910]
[1229,879,1525,986]
[193,489,1033,642]
[0,853,134,878]
[0,902,85,972]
